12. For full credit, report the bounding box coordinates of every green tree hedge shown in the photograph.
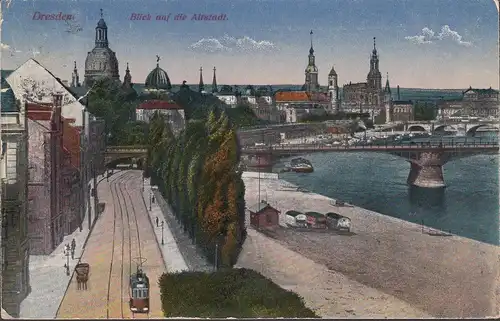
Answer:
[159,269,319,318]
[146,108,246,268]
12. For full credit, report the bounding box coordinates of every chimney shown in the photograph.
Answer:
[397,85,400,101]
[52,92,63,131]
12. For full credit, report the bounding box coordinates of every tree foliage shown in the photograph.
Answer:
[172,87,270,128]
[86,77,146,145]
[413,101,436,121]
[146,109,246,268]
[159,269,319,318]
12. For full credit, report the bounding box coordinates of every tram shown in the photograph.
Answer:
[129,266,150,313]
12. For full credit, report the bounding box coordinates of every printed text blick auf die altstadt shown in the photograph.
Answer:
[130,13,228,21]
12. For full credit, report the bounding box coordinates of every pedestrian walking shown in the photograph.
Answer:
[152,195,155,204]
[156,217,159,227]
[71,238,76,259]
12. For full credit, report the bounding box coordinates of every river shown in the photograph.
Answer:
[271,132,499,245]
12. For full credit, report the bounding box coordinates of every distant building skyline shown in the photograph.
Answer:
[1,0,498,89]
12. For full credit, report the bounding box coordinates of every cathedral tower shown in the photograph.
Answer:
[71,61,80,87]
[367,37,382,91]
[84,9,120,87]
[384,72,392,123]
[328,66,339,113]
[304,30,319,92]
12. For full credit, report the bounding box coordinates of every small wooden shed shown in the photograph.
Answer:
[249,201,280,230]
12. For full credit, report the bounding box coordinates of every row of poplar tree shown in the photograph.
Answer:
[145,110,247,268]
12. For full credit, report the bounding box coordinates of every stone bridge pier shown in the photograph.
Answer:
[405,151,450,188]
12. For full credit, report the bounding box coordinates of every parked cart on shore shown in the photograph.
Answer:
[285,210,307,228]
[325,212,351,232]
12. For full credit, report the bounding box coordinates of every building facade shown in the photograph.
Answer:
[26,99,65,254]
[437,87,499,120]
[6,58,105,245]
[382,79,414,124]
[461,87,499,118]
[136,100,185,135]
[1,85,30,317]
[84,10,120,87]
[275,91,330,123]
[342,37,383,112]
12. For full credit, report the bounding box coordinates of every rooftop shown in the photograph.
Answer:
[275,91,329,102]
[138,100,183,110]
[248,201,278,214]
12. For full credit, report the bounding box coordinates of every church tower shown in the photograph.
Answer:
[199,67,205,93]
[328,66,339,113]
[211,67,218,93]
[304,30,319,92]
[384,72,392,123]
[122,62,132,88]
[367,37,382,91]
[84,9,120,87]
[71,61,80,87]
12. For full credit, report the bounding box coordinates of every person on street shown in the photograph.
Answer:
[156,217,159,227]
[71,239,76,259]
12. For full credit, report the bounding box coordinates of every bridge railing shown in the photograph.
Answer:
[242,139,499,152]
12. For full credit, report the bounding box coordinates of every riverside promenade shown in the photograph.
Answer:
[238,172,499,318]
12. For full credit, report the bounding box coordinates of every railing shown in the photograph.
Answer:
[242,140,499,153]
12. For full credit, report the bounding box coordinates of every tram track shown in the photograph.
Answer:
[106,170,133,319]
[121,172,148,318]
[118,173,144,318]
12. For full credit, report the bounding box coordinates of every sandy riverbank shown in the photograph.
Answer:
[239,172,499,318]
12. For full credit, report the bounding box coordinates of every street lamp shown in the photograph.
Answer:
[214,241,219,272]
[63,244,71,276]
[161,221,164,245]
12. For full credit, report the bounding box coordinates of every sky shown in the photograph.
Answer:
[1,0,498,89]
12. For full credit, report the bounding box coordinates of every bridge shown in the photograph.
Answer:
[380,120,499,135]
[240,140,499,189]
[105,138,499,189]
[105,146,147,168]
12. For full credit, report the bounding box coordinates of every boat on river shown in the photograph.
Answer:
[285,157,314,173]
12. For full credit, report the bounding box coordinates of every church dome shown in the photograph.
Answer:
[97,18,107,28]
[145,60,172,90]
[329,66,337,76]
[85,47,120,80]
[84,11,119,87]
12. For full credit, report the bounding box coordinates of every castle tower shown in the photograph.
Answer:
[71,61,80,87]
[304,30,319,92]
[199,67,204,93]
[384,72,392,123]
[211,66,218,93]
[328,66,339,113]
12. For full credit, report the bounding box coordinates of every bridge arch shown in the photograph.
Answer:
[104,146,147,168]
[408,125,427,132]
[433,125,458,132]
[467,124,499,135]
[106,156,145,169]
